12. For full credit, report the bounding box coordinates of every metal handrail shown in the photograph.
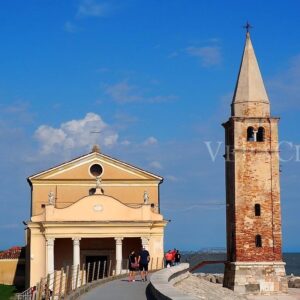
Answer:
[16,256,165,300]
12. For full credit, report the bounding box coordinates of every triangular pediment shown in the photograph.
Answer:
[28,152,162,182]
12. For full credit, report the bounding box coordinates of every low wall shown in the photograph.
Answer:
[0,259,25,287]
[149,263,197,300]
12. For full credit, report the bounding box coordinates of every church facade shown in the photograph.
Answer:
[223,32,288,294]
[25,146,167,287]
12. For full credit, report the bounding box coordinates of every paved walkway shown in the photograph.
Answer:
[175,275,300,300]
[79,275,151,300]
[247,289,300,300]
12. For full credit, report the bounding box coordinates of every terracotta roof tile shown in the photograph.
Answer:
[0,246,25,259]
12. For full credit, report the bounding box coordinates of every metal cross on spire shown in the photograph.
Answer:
[243,21,253,33]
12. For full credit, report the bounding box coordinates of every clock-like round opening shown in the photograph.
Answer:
[89,164,103,177]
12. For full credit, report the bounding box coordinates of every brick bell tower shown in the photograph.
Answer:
[222,31,288,294]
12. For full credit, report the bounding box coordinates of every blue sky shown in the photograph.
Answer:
[1,0,300,251]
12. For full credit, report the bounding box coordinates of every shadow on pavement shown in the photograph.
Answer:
[145,283,155,300]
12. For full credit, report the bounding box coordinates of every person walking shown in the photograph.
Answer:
[138,247,150,282]
[165,250,173,267]
[174,249,181,265]
[170,249,176,265]
[128,250,138,282]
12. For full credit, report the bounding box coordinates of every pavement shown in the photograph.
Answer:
[175,274,300,300]
[246,289,300,300]
[79,273,300,300]
[79,275,152,300]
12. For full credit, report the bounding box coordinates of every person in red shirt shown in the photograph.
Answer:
[170,249,177,265]
[165,250,173,267]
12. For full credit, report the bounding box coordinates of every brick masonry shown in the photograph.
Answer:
[221,31,290,295]
[222,115,288,294]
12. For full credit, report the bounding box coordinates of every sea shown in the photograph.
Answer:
[182,252,300,276]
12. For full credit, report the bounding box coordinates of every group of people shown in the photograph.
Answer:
[165,249,181,267]
[128,247,181,282]
[128,247,150,282]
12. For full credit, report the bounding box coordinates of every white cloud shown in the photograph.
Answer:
[35,126,66,154]
[149,161,163,170]
[103,81,177,104]
[77,0,111,17]
[103,133,118,146]
[168,51,179,58]
[165,175,179,182]
[143,136,158,146]
[104,81,142,103]
[121,140,131,146]
[186,46,221,66]
[113,112,138,124]
[34,113,118,154]
[148,95,177,103]
[1,101,35,123]
[64,21,77,33]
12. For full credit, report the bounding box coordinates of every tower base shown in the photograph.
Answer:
[223,261,288,295]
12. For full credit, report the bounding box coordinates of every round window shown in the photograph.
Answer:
[89,164,103,177]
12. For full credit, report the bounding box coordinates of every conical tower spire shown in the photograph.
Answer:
[231,32,270,117]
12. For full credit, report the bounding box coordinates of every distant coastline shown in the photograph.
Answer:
[182,252,300,276]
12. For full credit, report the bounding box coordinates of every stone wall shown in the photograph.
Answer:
[224,117,283,262]
[223,261,288,294]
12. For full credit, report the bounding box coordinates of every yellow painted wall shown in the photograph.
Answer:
[29,229,46,287]
[0,259,25,286]
[27,152,166,287]
[32,184,159,215]
[29,153,162,216]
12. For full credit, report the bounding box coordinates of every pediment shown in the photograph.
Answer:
[31,194,163,222]
[28,152,162,182]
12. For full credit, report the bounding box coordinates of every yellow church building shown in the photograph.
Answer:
[26,145,167,287]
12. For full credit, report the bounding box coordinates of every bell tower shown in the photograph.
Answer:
[223,31,288,294]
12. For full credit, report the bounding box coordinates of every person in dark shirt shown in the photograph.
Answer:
[174,250,181,265]
[138,247,150,282]
[128,250,138,282]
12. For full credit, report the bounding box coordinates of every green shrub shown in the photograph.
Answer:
[0,284,17,300]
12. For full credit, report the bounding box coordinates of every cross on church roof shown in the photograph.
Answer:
[243,21,253,33]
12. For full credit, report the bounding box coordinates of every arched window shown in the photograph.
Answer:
[255,235,262,247]
[257,127,265,142]
[255,204,261,216]
[247,127,255,141]
[89,188,96,195]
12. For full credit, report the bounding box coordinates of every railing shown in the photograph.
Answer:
[189,260,227,272]
[16,257,165,300]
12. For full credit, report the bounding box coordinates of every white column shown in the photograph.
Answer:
[46,238,55,275]
[141,237,149,251]
[253,130,258,142]
[115,237,123,275]
[72,238,81,267]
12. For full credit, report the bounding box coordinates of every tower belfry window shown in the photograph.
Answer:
[247,127,255,141]
[257,127,265,142]
[255,235,262,247]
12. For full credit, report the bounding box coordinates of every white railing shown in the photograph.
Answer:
[17,257,165,300]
